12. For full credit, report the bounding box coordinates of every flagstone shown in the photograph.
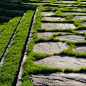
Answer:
[30,72,86,86]
[33,42,69,54]
[73,16,86,20]
[73,46,86,53]
[35,55,86,69]
[56,35,85,42]
[41,23,76,29]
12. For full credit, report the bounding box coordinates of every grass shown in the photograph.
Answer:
[0,10,35,86]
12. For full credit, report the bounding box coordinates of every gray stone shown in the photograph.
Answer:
[42,17,65,21]
[62,12,86,15]
[37,32,68,38]
[56,35,85,42]
[35,55,86,69]
[76,30,86,33]
[41,11,55,16]
[73,16,86,20]
[33,42,69,54]
[73,8,86,11]
[81,2,86,3]
[73,46,86,53]
[30,72,86,86]
[82,22,86,26]
[41,23,76,29]
[57,1,76,3]
[28,2,48,5]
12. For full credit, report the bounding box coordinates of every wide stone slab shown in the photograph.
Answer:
[62,12,86,15]
[41,23,76,29]
[73,16,86,20]
[33,42,69,54]
[42,17,65,21]
[37,32,68,38]
[30,72,86,86]
[41,11,55,16]
[56,35,85,42]
[73,46,86,53]
[35,55,86,69]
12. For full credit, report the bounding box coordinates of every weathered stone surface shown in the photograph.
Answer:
[41,23,76,29]
[42,17,65,21]
[33,42,69,54]
[56,35,85,42]
[57,1,76,3]
[82,22,86,26]
[76,30,86,33]
[73,8,86,11]
[37,32,68,38]
[35,55,86,69]
[28,2,48,5]
[54,3,75,6]
[30,72,86,86]
[73,16,86,20]
[73,46,86,53]
[41,11,55,16]
[62,12,86,15]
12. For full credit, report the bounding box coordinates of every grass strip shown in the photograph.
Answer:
[0,17,21,61]
[0,10,35,86]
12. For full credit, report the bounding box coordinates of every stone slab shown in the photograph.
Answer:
[42,17,65,21]
[73,46,86,53]
[28,2,48,5]
[62,12,86,15]
[37,32,68,38]
[35,55,86,69]
[30,72,86,86]
[56,35,85,42]
[57,1,76,3]
[82,22,86,26]
[73,16,86,20]
[81,2,86,3]
[41,11,55,16]
[33,42,69,54]
[73,8,86,11]
[41,23,76,29]
[76,30,86,33]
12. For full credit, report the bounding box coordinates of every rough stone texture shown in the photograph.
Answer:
[73,8,86,11]
[82,22,86,26]
[57,1,76,3]
[56,35,85,42]
[33,42,69,54]
[42,17,65,21]
[35,55,86,69]
[62,12,86,15]
[28,2,48,5]
[73,16,86,20]
[73,46,86,53]
[41,11,55,16]
[54,3,76,6]
[41,23,76,29]
[76,30,86,33]
[30,72,86,86]
[37,32,68,38]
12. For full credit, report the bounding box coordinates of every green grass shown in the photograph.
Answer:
[0,10,35,86]
[0,16,21,61]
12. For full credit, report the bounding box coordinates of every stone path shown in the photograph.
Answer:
[20,0,86,85]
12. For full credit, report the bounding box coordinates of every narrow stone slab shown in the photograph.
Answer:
[41,23,76,29]
[54,3,76,6]
[76,30,86,33]
[42,17,65,21]
[56,35,85,42]
[62,12,86,15]
[81,2,86,3]
[82,22,86,26]
[29,2,48,5]
[57,1,76,3]
[33,42,69,54]
[73,8,86,11]
[37,32,68,38]
[73,16,86,20]
[35,55,86,69]
[41,11,55,16]
[73,46,86,53]
[30,72,86,86]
